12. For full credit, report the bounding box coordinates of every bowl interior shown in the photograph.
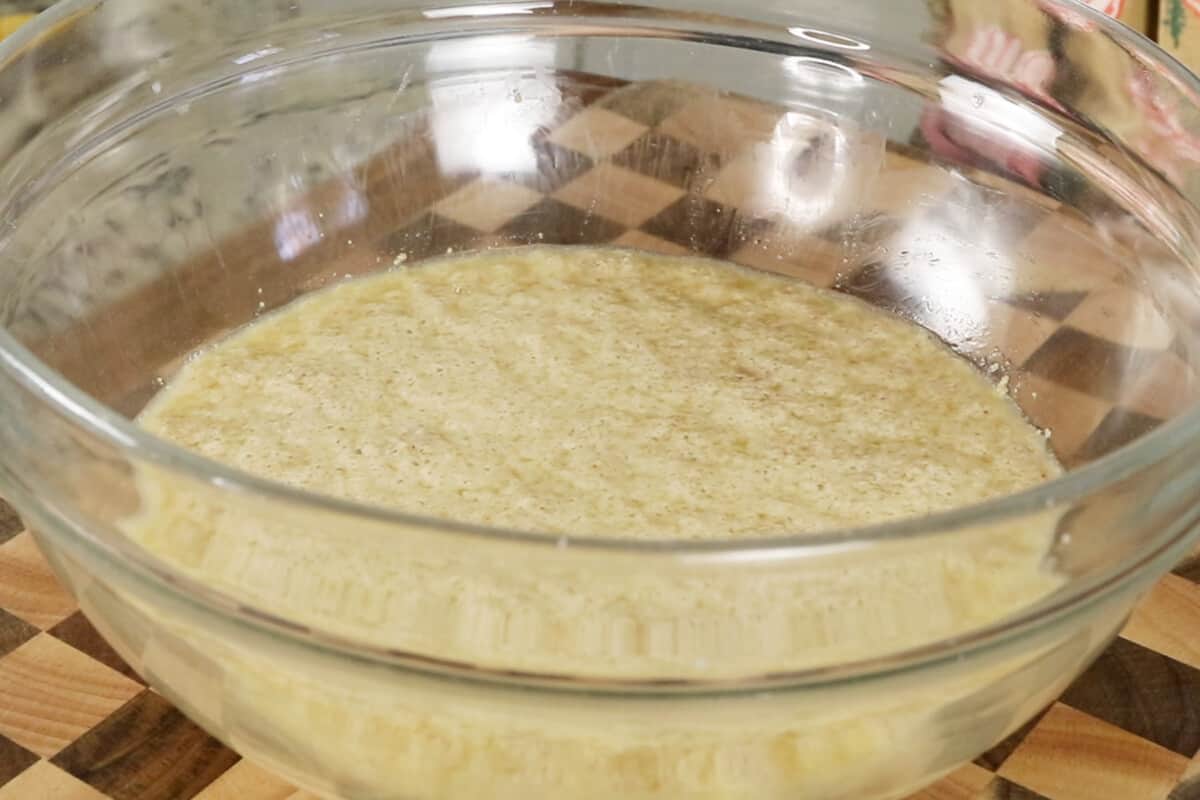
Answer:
[2,3,1197,481]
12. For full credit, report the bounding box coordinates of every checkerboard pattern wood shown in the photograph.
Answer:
[4,76,1200,800]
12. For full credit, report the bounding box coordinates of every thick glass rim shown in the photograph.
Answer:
[1,0,1199,690]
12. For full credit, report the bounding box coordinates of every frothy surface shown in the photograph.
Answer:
[139,246,1057,539]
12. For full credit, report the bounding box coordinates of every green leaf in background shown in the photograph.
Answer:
[1167,0,1188,47]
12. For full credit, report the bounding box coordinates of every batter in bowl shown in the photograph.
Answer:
[124,245,1066,799]
[139,245,1057,537]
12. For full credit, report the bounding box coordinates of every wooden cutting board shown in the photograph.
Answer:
[0,508,1197,800]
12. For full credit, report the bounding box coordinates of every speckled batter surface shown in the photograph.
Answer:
[139,246,1058,539]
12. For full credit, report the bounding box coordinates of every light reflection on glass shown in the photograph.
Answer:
[425,36,559,175]
[884,192,1011,350]
[233,46,283,65]
[784,56,864,88]
[730,109,877,236]
[938,76,1060,154]
[239,67,284,85]
[274,209,322,261]
[423,2,553,18]
[787,27,871,51]
[335,188,369,228]
[765,113,852,225]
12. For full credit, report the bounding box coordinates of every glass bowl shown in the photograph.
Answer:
[2,0,1200,798]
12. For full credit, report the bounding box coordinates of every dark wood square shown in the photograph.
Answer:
[495,196,627,246]
[980,776,1053,799]
[48,611,143,685]
[1175,554,1200,584]
[833,261,916,316]
[52,690,239,800]
[1023,327,1157,402]
[0,731,37,787]
[974,707,1053,771]
[1169,773,1200,800]
[551,71,627,110]
[813,211,903,248]
[505,138,594,194]
[1004,290,1090,322]
[597,81,699,127]
[640,194,767,258]
[0,501,21,546]
[1075,407,1164,463]
[1060,637,1200,757]
[379,212,495,263]
[610,131,722,190]
[0,606,38,659]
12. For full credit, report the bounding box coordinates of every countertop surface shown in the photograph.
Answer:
[0,519,1198,800]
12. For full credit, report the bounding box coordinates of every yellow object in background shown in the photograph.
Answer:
[1160,0,1200,71]
[0,13,33,40]
[1117,0,1154,36]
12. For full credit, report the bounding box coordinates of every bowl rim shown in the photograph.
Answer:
[2,0,1199,689]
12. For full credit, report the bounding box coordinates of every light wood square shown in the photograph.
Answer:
[999,703,1188,800]
[547,107,648,159]
[433,179,543,233]
[0,634,141,757]
[658,94,782,156]
[729,232,847,288]
[0,760,106,800]
[1180,753,1200,785]
[869,150,957,217]
[702,134,876,229]
[1123,351,1197,420]
[553,163,683,228]
[1014,216,1126,294]
[193,759,320,800]
[907,762,995,799]
[0,533,77,629]
[1062,286,1174,350]
[703,146,797,221]
[1122,574,1200,673]
[610,229,692,257]
[988,302,1062,366]
[1011,373,1113,460]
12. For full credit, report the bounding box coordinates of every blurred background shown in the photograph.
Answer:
[0,1,1196,82]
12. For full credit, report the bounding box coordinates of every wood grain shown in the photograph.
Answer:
[192,761,321,800]
[610,128,722,189]
[999,703,1189,800]
[547,106,648,160]
[1060,637,1200,757]
[0,608,36,660]
[435,179,545,234]
[553,162,686,229]
[0,733,36,789]
[0,759,106,800]
[0,505,21,547]
[52,691,239,800]
[48,612,144,685]
[0,533,77,630]
[0,635,141,757]
[1124,574,1200,672]
[908,763,993,799]
[979,777,1051,799]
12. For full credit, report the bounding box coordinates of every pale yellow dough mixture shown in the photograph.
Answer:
[140,246,1056,537]
[124,246,1067,800]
